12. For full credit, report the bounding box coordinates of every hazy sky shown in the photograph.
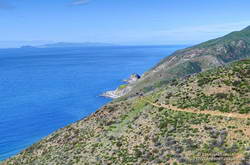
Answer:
[0,0,250,47]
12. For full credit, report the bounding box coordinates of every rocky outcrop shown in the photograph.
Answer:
[123,74,141,84]
[101,85,132,99]
[101,74,140,99]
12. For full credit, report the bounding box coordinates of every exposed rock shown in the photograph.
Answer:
[101,74,140,98]
[101,85,132,99]
[123,74,141,84]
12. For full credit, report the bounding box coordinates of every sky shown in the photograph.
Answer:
[0,0,250,47]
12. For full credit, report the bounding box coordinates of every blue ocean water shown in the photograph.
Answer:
[0,45,186,161]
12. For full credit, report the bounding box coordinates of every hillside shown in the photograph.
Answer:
[121,26,250,97]
[3,57,250,164]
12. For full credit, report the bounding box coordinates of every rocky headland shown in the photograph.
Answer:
[101,74,140,99]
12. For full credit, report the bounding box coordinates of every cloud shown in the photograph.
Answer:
[71,0,90,6]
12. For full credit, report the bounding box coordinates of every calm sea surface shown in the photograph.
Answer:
[0,45,186,160]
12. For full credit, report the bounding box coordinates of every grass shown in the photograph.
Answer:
[119,84,128,89]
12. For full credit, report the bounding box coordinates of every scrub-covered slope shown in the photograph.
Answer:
[127,26,250,95]
[3,58,250,165]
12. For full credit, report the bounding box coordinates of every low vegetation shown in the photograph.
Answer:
[155,59,250,115]
[3,58,250,165]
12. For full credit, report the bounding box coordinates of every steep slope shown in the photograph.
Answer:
[3,58,250,165]
[126,26,250,95]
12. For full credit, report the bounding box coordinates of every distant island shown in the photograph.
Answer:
[20,42,116,49]
[38,42,116,48]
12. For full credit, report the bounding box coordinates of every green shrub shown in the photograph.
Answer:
[239,107,250,114]
[215,93,228,99]
[119,84,128,89]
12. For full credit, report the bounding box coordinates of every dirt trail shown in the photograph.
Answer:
[143,99,250,119]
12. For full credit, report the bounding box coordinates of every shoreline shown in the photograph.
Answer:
[100,73,141,99]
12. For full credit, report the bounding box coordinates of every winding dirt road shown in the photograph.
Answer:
[143,98,250,119]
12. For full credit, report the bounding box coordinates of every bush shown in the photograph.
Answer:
[239,107,250,114]
[215,93,228,99]
[197,77,211,86]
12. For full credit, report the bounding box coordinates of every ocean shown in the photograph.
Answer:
[0,45,186,160]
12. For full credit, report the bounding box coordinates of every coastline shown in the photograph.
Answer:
[101,74,141,99]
